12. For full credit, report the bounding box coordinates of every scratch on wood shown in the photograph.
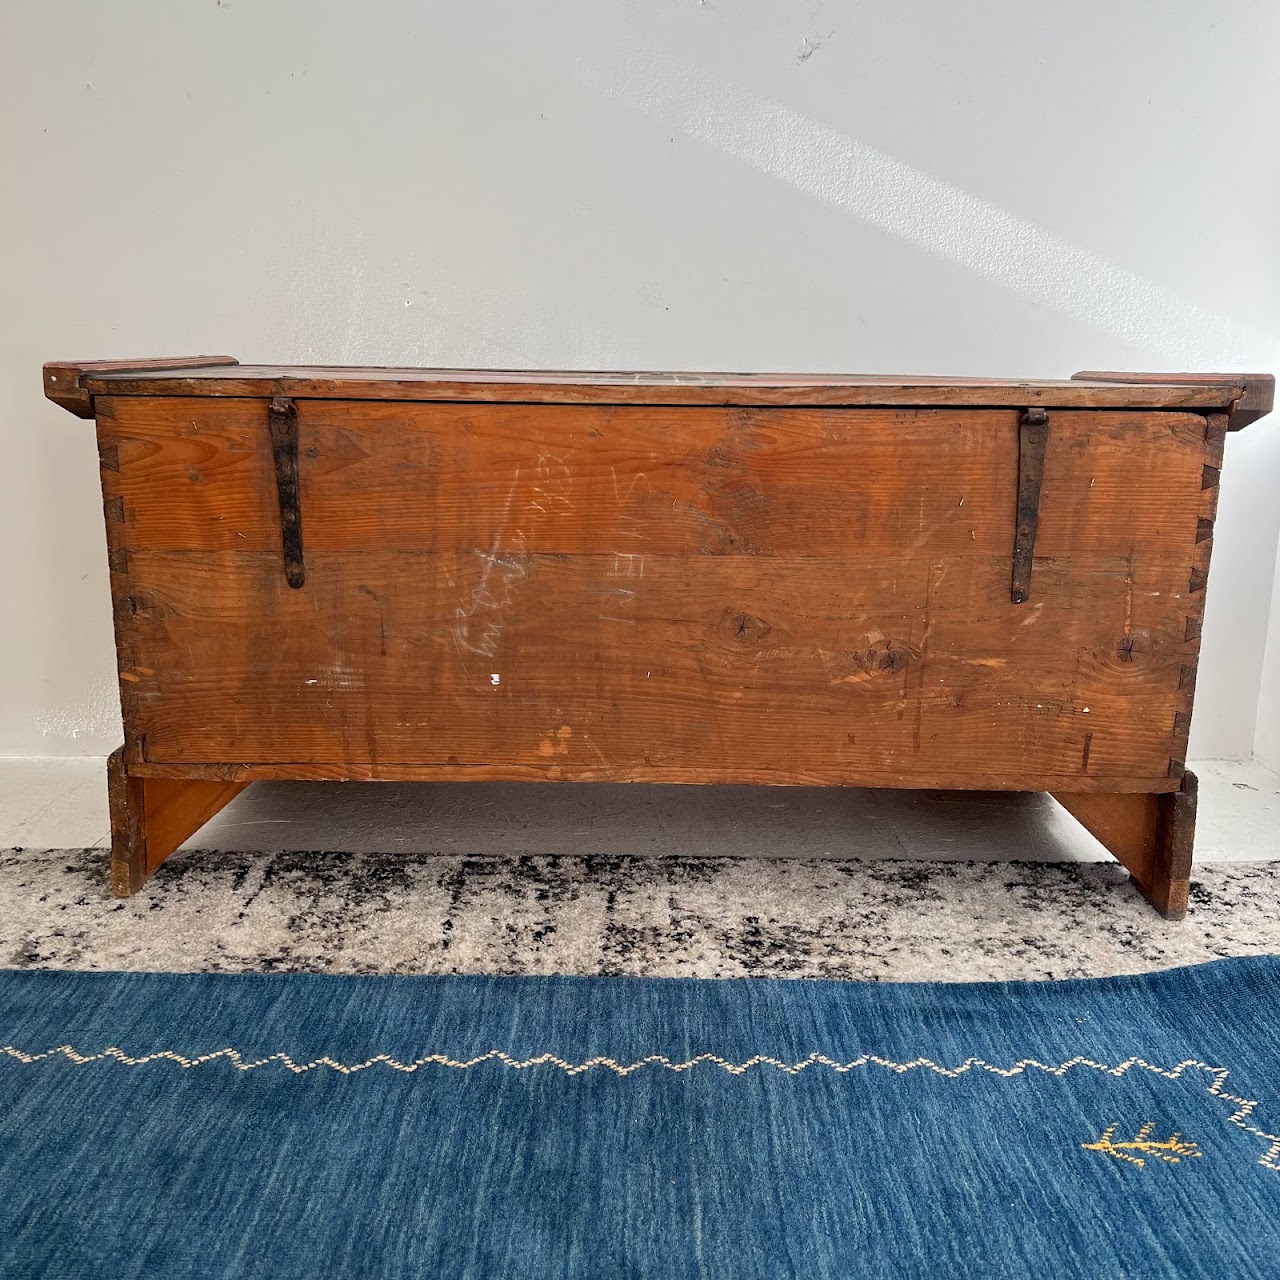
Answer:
[453,466,526,658]
[598,581,638,625]
[534,452,575,517]
[454,552,527,657]
[599,592,638,624]
[610,466,653,535]
[912,563,942,751]
[611,552,645,579]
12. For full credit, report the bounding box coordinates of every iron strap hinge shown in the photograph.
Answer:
[268,396,305,589]
[1011,407,1048,604]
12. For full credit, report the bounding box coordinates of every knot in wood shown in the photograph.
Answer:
[719,610,772,645]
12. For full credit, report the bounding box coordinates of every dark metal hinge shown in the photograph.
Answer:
[1011,407,1049,604]
[268,396,305,588]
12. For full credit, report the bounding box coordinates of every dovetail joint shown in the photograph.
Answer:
[1203,418,1227,466]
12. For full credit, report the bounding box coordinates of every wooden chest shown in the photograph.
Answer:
[46,359,1273,915]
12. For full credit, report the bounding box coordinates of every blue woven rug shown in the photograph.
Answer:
[2,959,1278,1278]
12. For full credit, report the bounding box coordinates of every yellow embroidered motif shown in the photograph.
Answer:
[2,1045,1276,1172]
[1083,1123,1203,1167]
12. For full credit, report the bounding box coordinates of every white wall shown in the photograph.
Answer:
[1256,553,1280,772]
[2,0,1278,758]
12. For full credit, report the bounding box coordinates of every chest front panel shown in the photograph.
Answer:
[95,396,1213,788]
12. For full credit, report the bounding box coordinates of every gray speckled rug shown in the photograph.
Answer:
[3,847,1278,980]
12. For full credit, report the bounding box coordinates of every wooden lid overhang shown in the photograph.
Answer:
[44,358,1274,429]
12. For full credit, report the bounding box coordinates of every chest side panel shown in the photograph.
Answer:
[96,396,1214,789]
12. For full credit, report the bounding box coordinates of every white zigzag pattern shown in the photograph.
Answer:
[3,1044,1277,1172]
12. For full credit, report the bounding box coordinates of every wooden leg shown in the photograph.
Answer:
[106,747,249,896]
[1051,772,1198,919]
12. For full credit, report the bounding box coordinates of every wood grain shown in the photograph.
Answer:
[141,777,249,873]
[44,357,238,418]
[71,366,1246,411]
[1073,370,1274,431]
[1150,771,1198,918]
[106,746,248,894]
[1052,770,1198,919]
[106,747,146,894]
[96,399,1210,556]
[117,548,1195,784]
[126,762,1181,789]
[1051,790,1160,886]
[67,362,1272,905]
[98,398,1209,788]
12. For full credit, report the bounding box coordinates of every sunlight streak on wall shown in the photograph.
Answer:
[580,49,1274,367]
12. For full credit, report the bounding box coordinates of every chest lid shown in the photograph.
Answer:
[43,357,1272,429]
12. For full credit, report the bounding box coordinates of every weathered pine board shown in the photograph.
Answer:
[44,357,238,418]
[1073,371,1273,430]
[81,366,1249,412]
[106,747,247,894]
[1053,773,1198,917]
[97,399,1208,556]
[98,398,1208,787]
[121,549,1190,783]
